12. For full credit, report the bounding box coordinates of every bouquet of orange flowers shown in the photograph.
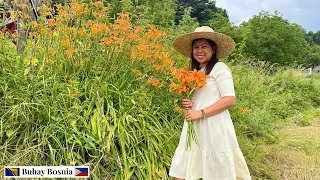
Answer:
[169,68,208,150]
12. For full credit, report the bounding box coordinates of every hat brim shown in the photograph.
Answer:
[173,32,235,59]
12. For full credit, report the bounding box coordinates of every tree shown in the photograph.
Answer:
[306,31,320,45]
[175,0,228,26]
[239,11,309,66]
[208,11,236,38]
[314,31,320,44]
[305,45,320,68]
[174,7,199,34]
[167,7,199,51]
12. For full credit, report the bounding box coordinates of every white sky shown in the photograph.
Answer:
[215,0,320,32]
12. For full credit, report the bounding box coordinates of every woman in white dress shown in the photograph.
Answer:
[169,26,252,180]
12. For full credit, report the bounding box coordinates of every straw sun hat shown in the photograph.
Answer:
[173,26,235,59]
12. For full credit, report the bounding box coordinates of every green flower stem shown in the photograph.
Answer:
[185,88,200,150]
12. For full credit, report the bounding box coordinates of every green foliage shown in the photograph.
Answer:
[304,44,320,67]
[228,59,320,178]
[207,11,246,61]
[239,11,310,66]
[106,0,177,28]
[306,30,320,45]
[166,7,199,67]
[175,0,228,26]
[169,6,199,35]
[208,11,236,37]
[288,109,320,126]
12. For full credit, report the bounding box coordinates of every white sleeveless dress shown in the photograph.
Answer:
[169,62,251,180]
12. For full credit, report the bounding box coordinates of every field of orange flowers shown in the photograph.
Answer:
[1,1,320,179]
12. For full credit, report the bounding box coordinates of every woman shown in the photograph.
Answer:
[169,26,251,180]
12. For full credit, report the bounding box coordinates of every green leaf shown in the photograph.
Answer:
[24,68,30,76]
[6,130,14,137]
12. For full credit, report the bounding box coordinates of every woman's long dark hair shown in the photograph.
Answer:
[190,38,218,75]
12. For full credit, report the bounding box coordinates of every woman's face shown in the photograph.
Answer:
[192,39,215,67]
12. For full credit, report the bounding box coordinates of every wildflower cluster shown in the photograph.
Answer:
[169,69,208,97]
[13,0,180,90]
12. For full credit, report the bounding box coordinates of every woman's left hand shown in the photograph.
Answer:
[185,110,203,121]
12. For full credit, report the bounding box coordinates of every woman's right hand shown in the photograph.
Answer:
[182,99,194,110]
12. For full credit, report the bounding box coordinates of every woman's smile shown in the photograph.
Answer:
[192,39,215,67]
[196,55,205,59]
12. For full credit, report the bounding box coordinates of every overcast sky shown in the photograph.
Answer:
[215,0,320,32]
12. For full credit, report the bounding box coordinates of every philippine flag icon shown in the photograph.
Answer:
[75,167,89,177]
[5,168,20,177]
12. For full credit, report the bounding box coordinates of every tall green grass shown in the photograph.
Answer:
[228,60,320,179]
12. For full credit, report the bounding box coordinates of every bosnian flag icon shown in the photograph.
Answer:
[75,167,89,177]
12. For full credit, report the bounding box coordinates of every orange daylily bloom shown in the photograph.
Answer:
[240,107,249,114]
[91,1,103,8]
[132,69,143,76]
[115,19,130,31]
[60,39,70,46]
[131,51,139,58]
[50,30,57,36]
[154,65,161,71]
[140,39,149,45]
[114,37,123,45]
[65,49,76,59]
[91,23,107,34]
[175,106,183,112]
[21,12,31,19]
[169,83,178,92]
[57,8,67,15]
[118,13,129,19]
[147,26,163,39]
[155,44,164,51]
[78,29,86,36]
[138,45,148,51]
[148,77,160,87]
[163,59,173,66]
[176,84,188,95]
[20,4,28,10]
[70,1,84,14]
[135,26,143,34]
[30,32,37,36]
[142,53,151,59]
[128,33,138,40]
[49,48,56,55]
[111,30,119,37]
[48,19,55,26]
[69,92,78,99]
[30,21,38,28]
[101,37,112,45]
[151,79,160,87]
[170,68,208,96]
[85,20,94,27]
